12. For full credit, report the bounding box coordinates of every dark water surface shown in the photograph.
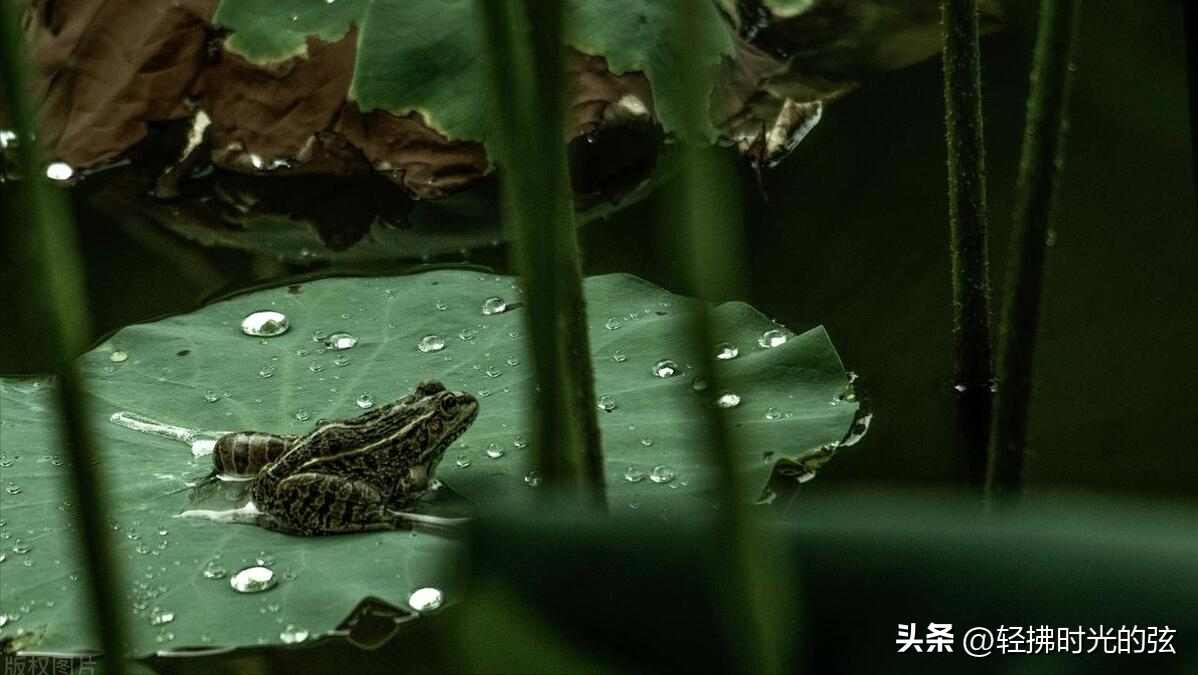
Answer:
[2,2,1194,500]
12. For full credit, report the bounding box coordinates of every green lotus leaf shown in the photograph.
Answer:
[0,270,857,654]
[213,0,733,143]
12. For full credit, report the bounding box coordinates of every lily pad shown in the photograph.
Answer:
[0,270,857,655]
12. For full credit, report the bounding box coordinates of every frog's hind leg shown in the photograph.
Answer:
[177,501,265,525]
[264,473,394,535]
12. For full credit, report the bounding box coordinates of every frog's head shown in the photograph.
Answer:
[410,380,479,463]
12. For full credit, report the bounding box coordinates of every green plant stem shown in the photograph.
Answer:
[987,0,1083,500]
[478,0,606,508]
[670,6,783,672]
[941,0,995,486]
[0,3,128,670]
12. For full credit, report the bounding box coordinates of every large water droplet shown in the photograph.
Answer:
[294,409,311,422]
[46,161,74,181]
[258,364,276,379]
[109,351,128,363]
[524,471,541,487]
[691,376,708,391]
[714,342,739,360]
[280,624,310,644]
[230,566,276,593]
[458,328,476,341]
[604,317,623,330]
[758,329,788,348]
[713,391,741,409]
[484,365,502,378]
[764,406,782,420]
[356,394,375,409]
[408,587,444,611]
[333,355,350,368]
[241,311,289,337]
[203,390,219,403]
[597,395,617,412]
[417,335,446,353]
[623,466,645,483]
[454,454,471,469]
[325,332,358,350]
[485,442,506,459]
[611,349,627,363]
[652,359,679,378]
[649,465,675,484]
[481,296,509,315]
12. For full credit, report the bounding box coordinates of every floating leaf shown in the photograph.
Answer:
[0,271,857,653]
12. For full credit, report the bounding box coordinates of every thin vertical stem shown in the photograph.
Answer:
[987,0,1083,499]
[941,0,995,486]
[0,2,128,670]
[478,0,606,507]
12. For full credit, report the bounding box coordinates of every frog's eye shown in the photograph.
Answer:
[441,396,458,412]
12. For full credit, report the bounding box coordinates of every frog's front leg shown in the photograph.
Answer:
[258,472,395,535]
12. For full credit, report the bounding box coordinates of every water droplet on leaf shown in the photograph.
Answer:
[652,360,678,378]
[714,342,739,360]
[649,465,675,484]
[325,332,358,350]
[408,587,443,611]
[417,335,445,353]
[481,296,509,315]
[280,624,309,643]
[713,391,741,408]
[230,566,276,593]
[758,329,788,348]
[241,311,289,337]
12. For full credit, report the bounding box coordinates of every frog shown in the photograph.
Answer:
[179,380,478,535]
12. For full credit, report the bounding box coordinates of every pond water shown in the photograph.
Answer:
[0,1,1193,501]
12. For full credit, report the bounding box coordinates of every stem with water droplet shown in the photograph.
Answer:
[942,0,995,487]
[988,0,1083,500]
[0,2,129,669]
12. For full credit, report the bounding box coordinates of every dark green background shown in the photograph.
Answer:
[2,0,1194,500]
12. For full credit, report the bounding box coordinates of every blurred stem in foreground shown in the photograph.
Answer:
[941,0,995,486]
[668,4,785,673]
[478,0,606,508]
[987,0,1083,500]
[0,2,129,671]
